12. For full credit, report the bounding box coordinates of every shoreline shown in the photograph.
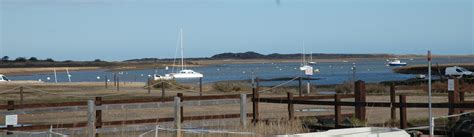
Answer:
[2,56,473,76]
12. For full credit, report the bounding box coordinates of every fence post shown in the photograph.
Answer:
[116,76,120,91]
[354,80,366,122]
[87,100,96,137]
[147,78,151,94]
[105,75,108,89]
[252,88,259,124]
[399,95,407,129]
[6,100,14,135]
[255,77,260,93]
[161,81,165,100]
[177,93,184,123]
[298,77,303,97]
[448,78,460,123]
[199,77,203,96]
[240,94,247,128]
[20,86,24,106]
[174,97,182,137]
[460,79,465,113]
[287,92,294,120]
[113,73,117,86]
[335,94,341,129]
[390,83,396,121]
[95,97,102,133]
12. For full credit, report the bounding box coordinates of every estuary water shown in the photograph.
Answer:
[7,57,474,85]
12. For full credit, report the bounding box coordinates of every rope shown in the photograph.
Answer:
[433,112,473,119]
[258,77,299,93]
[0,85,23,94]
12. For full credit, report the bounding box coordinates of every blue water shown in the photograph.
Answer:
[7,57,474,85]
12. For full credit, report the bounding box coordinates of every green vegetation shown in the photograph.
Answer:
[212,81,250,92]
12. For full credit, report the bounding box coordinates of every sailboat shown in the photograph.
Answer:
[299,42,311,71]
[308,52,316,65]
[169,28,204,79]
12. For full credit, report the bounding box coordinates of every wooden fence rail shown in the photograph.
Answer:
[251,79,474,133]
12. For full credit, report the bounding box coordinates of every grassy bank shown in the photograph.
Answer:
[393,63,474,75]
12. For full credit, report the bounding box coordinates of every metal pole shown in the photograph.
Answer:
[428,50,433,137]
[54,68,58,83]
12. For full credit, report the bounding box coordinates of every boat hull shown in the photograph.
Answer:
[172,73,203,79]
[388,63,407,66]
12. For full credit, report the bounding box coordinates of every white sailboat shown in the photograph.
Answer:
[299,42,311,71]
[169,28,203,79]
[308,52,316,65]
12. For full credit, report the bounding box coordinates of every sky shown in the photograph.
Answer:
[0,0,473,61]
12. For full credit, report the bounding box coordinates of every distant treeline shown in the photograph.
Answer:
[125,51,393,62]
[210,51,392,59]
[0,56,116,68]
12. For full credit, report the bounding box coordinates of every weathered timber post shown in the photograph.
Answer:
[240,94,247,128]
[390,83,396,121]
[354,80,366,122]
[147,78,151,94]
[287,92,294,120]
[174,97,182,137]
[335,94,341,129]
[298,77,303,97]
[105,75,108,89]
[6,100,14,135]
[448,78,460,123]
[116,76,120,91]
[19,86,24,106]
[161,81,165,100]
[459,79,465,113]
[177,93,184,123]
[87,100,96,137]
[252,88,259,124]
[399,95,407,129]
[113,73,117,86]
[95,97,102,130]
[199,77,203,96]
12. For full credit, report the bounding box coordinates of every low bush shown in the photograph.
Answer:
[212,81,249,92]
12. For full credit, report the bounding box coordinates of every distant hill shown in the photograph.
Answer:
[211,51,392,59]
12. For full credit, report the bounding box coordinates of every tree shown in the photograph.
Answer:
[94,59,102,62]
[14,57,27,62]
[45,58,55,62]
[1,56,8,62]
[28,57,38,62]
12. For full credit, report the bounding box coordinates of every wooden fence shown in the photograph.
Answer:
[252,79,474,134]
[1,77,473,136]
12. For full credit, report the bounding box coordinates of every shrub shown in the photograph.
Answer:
[366,84,387,94]
[335,82,353,94]
[212,81,249,92]
[150,80,187,89]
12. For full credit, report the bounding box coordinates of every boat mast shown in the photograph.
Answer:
[302,41,306,65]
[180,28,184,71]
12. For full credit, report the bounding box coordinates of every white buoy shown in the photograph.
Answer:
[141,74,144,76]
[47,77,51,80]
[97,76,101,80]
[38,79,42,82]
[148,74,152,77]
[107,79,110,82]
[166,66,169,70]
